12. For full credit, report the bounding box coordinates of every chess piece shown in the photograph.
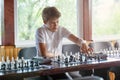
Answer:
[30,60,34,68]
[35,61,39,67]
[26,61,29,68]
[1,63,6,70]
[57,55,61,62]
[65,57,69,63]
[21,57,25,68]
[79,53,83,62]
[69,52,74,62]
[82,54,86,62]
[14,60,18,69]
[11,57,15,69]
[6,56,10,70]
[18,62,21,68]
[1,56,6,70]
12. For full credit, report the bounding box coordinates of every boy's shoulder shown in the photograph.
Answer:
[37,25,46,31]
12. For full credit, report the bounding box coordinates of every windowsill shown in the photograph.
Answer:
[15,39,74,48]
[93,35,120,42]
[15,41,36,48]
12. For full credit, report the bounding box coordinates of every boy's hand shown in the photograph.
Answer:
[80,43,93,54]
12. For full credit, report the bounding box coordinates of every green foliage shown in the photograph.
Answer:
[92,0,120,37]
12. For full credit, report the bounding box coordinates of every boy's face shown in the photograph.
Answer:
[44,18,59,32]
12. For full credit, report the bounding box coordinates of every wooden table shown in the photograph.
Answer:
[0,58,120,80]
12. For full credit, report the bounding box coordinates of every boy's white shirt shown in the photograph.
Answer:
[35,24,71,56]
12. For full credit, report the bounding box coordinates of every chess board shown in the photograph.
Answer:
[0,57,52,72]
[53,52,107,65]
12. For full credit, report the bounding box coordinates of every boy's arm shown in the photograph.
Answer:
[39,43,54,58]
[68,34,93,53]
[39,43,61,58]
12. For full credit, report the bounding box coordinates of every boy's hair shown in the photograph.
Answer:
[42,6,61,21]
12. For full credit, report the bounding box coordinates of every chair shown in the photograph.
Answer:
[62,44,104,80]
[74,76,103,80]
[114,40,120,49]
[18,47,37,59]
[24,76,52,80]
[89,41,113,52]
[108,40,120,80]
[88,41,113,80]
[62,44,80,54]
[18,47,42,80]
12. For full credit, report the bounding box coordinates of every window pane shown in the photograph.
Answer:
[0,0,2,44]
[92,0,120,41]
[16,0,77,44]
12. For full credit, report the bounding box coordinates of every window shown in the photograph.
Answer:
[15,0,77,46]
[0,0,3,44]
[92,0,120,41]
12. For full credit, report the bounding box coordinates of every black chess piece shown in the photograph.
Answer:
[85,54,88,62]
[8,63,11,70]
[30,60,34,68]
[14,61,18,69]
[1,63,6,70]
[79,53,83,62]
[26,61,29,68]
[97,55,100,62]
[21,60,24,68]
[24,62,26,67]
[69,55,74,62]
[35,61,39,67]
[65,57,69,63]
[18,62,21,68]
[73,57,76,62]
[57,55,61,62]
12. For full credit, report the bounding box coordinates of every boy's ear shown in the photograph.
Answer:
[43,20,47,24]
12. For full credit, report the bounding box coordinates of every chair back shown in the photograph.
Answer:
[18,47,37,59]
[114,40,120,49]
[62,44,80,54]
[89,41,113,52]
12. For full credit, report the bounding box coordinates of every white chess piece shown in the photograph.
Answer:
[6,56,10,70]
[11,57,15,69]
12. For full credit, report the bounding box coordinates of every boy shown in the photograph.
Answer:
[35,6,103,80]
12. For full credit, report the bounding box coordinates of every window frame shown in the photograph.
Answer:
[15,0,84,47]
